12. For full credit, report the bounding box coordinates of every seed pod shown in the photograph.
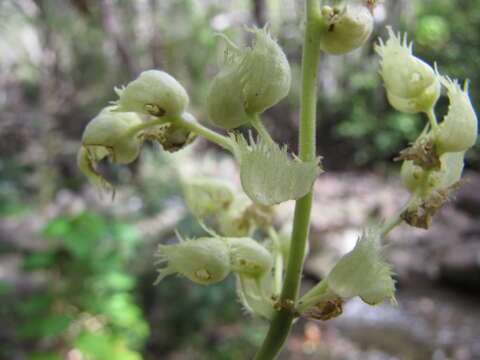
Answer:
[326,229,396,305]
[226,237,273,279]
[207,27,291,129]
[115,70,189,117]
[375,27,440,114]
[319,5,374,55]
[435,76,478,154]
[183,177,236,218]
[155,237,231,285]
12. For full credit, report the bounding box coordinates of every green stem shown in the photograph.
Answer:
[124,113,233,152]
[254,1,322,359]
[267,226,284,295]
[174,113,234,152]
[296,279,329,313]
[380,216,403,238]
[124,117,171,138]
[426,108,439,131]
[251,115,275,146]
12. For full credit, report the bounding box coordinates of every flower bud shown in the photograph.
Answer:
[182,177,235,218]
[231,133,321,206]
[78,107,143,190]
[375,27,440,114]
[155,237,231,285]
[207,27,291,129]
[115,70,189,117]
[319,4,374,55]
[326,229,395,305]
[226,237,273,279]
[435,76,478,154]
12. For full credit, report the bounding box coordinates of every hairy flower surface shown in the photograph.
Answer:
[207,27,291,129]
[326,229,396,305]
[435,76,478,154]
[231,133,320,206]
[375,27,440,114]
[155,237,231,285]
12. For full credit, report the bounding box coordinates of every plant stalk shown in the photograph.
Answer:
[253,1,322,359]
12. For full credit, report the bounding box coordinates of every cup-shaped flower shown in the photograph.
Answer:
[319,4,374,55]
[326,229,396,305]
[155,237,231,285]
[231,133,321,206]
[375,27,440,114]
[182,177,236,218]
[77,107,143,191]
[115,70,189,117]
[435,76,478,154]
[207,27,291,129]
[226,237,273,279]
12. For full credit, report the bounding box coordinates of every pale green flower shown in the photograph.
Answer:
[155,237,231,285]
[435,76,478,154]
[375,27,440,114]
[207,27,291,129]
[231,133,321,206]
[326,229,396,305]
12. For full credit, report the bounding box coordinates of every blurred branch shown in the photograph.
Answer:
[148,0,163,68]
[99,0,137,76]
[252,0,267,27]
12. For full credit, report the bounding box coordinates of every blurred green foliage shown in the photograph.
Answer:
[1,211,149,359]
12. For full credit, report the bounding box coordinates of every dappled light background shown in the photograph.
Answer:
[1,1,479,359]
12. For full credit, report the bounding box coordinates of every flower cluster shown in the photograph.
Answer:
[77,70,196,193]
[376,27,478,229]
